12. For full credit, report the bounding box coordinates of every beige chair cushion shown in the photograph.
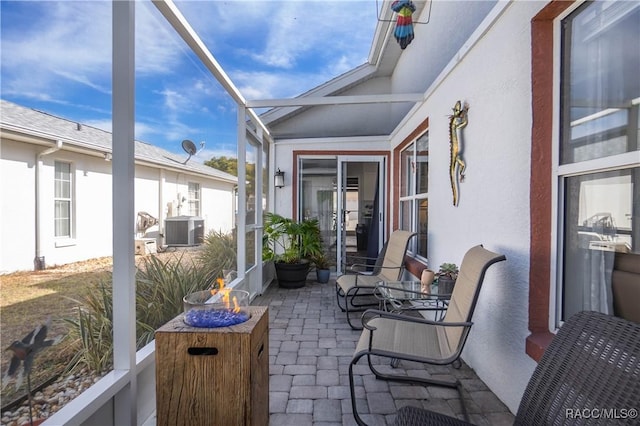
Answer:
[379,230,414,281]
[336,273,380,293]
[443,245,505,352]
[337,230,415,293]
[355,317,455,361]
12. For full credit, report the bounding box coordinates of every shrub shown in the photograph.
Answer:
[64,232,238,374]
[64,282,114,374]
[197,230,237,280]
[135,253,217,345]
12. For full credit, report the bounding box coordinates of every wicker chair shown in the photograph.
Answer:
[336,230,416,329]
[394,310,640,425]
[349,245,506,425]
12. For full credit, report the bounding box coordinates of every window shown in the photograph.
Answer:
[557,0,639,324]
[187,182,200,216]
[54,161,73,238]
[399,132,429,259]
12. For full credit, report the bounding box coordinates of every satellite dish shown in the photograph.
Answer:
[182,139,197,155]
[182,139,197,164]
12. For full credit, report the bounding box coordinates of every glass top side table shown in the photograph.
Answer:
[374,280,450,319]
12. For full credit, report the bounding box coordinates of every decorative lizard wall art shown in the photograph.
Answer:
[448,100,469,206]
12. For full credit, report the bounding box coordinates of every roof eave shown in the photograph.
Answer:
[0,124,238,184]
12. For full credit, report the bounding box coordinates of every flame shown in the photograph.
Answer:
[211,277,237,312]
[222,289,231,309]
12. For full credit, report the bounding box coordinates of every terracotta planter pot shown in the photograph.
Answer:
[420,269,435,293]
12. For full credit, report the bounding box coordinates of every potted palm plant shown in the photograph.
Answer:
[437,262,459,294]
[263,212,322,288]
[312,252,332,284]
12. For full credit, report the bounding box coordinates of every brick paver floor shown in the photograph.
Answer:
[252,279,516,426]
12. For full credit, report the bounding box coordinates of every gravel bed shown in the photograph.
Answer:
[1,369,106,426]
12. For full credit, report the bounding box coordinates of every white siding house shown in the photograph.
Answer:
[0,100,237,273]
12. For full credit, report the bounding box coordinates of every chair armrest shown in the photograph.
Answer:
[361,309,472,331]
[374,284,451,300]
[347,255,378,263]
[351,264,401,272]
[350,265,403,285]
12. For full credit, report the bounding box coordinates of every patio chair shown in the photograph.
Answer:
[336,230,416,329]
[393,310,640,426]
[348,245,506,425]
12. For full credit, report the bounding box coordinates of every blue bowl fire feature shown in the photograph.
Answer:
[183,288,250,328]
[185,309,250,328]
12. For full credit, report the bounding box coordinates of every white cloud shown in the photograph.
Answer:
[1,2,111,99]
[175,1,376,99]
[135,2,194,75]
[193,147,238,164]
[2,0,377,152]
[251,2,374,70]
[2,0,374,101]
[0,2,194,100]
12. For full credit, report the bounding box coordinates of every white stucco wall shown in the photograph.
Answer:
[0,143,116,271]
[1,139,38,272]
[135,165,163,238]
[272,138,390,218]
[389,1,545,412]
[200,180,235,234]
[155,168,235,234]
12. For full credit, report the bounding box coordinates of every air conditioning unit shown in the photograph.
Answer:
[165,216,205,246]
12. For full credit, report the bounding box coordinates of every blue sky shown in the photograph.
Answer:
[0,0,378,161]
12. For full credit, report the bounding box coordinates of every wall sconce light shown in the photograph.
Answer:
[274,169,285,188]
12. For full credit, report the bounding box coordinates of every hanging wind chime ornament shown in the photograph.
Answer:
[391,0,416,49]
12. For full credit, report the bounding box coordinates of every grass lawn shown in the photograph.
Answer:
[1,258,113,406]
[1,248,205,410]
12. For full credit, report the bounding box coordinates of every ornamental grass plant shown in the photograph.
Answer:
[64,231,236,375]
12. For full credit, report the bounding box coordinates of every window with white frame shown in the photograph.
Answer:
[188,182,201,216]
[54,161,73,238]
[399,132,429,259]
[557,0,639,324]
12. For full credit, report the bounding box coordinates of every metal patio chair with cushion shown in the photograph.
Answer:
[348,245,506,425]
[393,310,640,426]
[336,230,416,329]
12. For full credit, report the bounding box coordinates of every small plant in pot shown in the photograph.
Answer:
[312,252,333,284]
[437,262,459,294]
[263,212,322,288]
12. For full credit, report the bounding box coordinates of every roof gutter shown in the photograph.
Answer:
[35,140,63,270]
[2,124,236,183]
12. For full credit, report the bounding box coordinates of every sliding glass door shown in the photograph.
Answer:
[298,155,386,275]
